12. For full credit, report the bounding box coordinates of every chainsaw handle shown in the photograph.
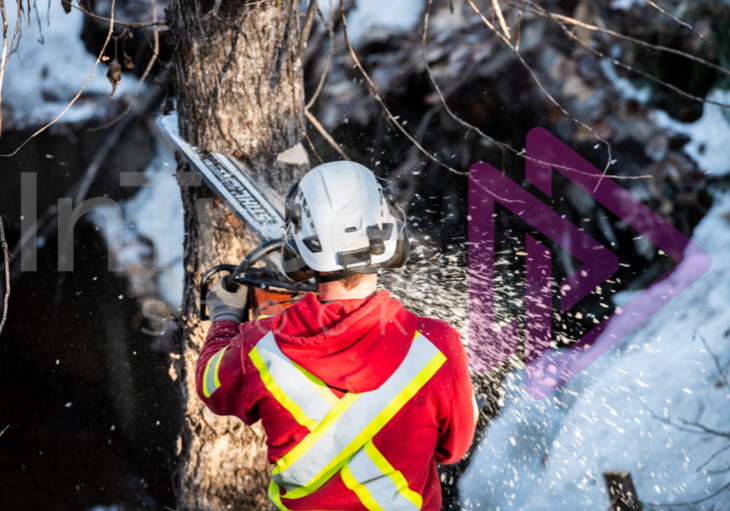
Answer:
[200,239,283,320]
[200,264,237,321]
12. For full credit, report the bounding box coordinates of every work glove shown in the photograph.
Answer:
[206,278,248,323]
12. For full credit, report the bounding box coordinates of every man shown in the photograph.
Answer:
[198,161,477,510]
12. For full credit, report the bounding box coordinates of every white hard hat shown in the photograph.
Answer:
[281,161,410,282]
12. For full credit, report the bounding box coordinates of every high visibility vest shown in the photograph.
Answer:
[248,330,447,511]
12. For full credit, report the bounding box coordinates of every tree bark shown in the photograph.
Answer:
[167,1,307,509]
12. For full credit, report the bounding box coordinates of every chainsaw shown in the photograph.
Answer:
[157,112,316,321]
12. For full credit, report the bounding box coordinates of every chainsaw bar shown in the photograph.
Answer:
[157,111,286,242]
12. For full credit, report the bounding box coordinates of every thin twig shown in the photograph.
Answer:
[0,425,7,438]
[548,14,730,109]
[289,67,323,164]
[0,0,20,75]
[340,0,465,175]
[641,480,730,507]
[465,0,616,191]
[490,0,510,39]
[304,27,332,110]
[1,0,117,157]
[299,0,317,63]
[422,1,651,182]
[698,444,730,471]
[513,0,730,109]
[422,0,509,152]
[546,12,730,79]
[0,0,8,136]
[89,0,160,132]
[646,406,730,438]
[0,214,9,337]
[644,0,710,44]
[60,0,165,28]
[514,0,522,52]
[694,330,730,392]
[305,109,349,160]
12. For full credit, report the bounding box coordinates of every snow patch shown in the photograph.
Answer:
[610,0,643,10]
[2,1,135,129]
[92,140,184,308]
[652,89,730,176]
[460,192,730,509]
[333,0,423,44]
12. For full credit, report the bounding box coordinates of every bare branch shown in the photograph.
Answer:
[339,0,465,175]
[89,0,160,132]
[422,0,510,152]
[423,1,651,183]
[304,3,333,110]
[490,0,510,40]
[514,0,523,52]
[698,444,730,471]
[0,0,8,136]
[642,479,730,507]
[465,0,616,191]
[305,109,349,160]
[644,0,710,44]
[60,0,165,29]
[289,66,323,165]
[546,12,730,79]
[694,329,730,394]
[513,0,730,110]
[0,213,9,337]
[299,0,317,63]
[1,0,117,157]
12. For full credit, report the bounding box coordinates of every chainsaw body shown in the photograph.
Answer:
[200,239,317,321]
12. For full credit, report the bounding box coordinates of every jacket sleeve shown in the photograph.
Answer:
[435,330,478,465]
[195,320,251,420]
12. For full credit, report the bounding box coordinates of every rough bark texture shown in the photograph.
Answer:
[168,0,305,192]
[167,1,307,509]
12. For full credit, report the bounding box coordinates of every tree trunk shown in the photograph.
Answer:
[167,1,307,509]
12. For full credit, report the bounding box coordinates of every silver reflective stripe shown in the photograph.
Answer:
[204,348,226,398]
[274,333,440,490]
[348,444,420,511]
[257,332,333,424]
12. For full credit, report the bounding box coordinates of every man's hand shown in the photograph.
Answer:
[206,279,248,323]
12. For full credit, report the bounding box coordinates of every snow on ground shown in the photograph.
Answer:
[122,141,184,308]
[653,89,730,177]
[460,192,730,510]
[610,0,643,10]
[2,1,135,129]
[323,0,423,44]
[93,139,184,309]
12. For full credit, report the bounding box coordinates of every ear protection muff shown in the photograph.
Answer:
[281,233,315,283]
[284,180,302,233]
[380,186,410,269]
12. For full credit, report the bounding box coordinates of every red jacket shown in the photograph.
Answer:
[197,290,476,511]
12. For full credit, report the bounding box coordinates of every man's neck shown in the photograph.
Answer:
[318,274,378,301]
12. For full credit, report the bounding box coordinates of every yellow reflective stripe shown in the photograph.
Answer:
[250,346,319,431]
[472,393,479,425]
[268,480,290,511]
[275,392,361,475]
[287,350,446,495]
[213,349,225,389]
[342,460,385,511]
[203,348,226,398]
[277,458,348,500]
[364,440,423,509]
[257,314,272,320]
[292,360,341,407]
